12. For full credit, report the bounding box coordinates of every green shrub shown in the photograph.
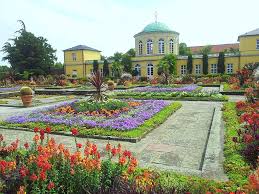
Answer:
[20,86,33,95]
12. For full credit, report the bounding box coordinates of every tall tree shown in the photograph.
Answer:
[122,54,132,73]
[126,48,136,57]
[187,54,193,74]
[200,45,212,55]
[179,43,191,55]
[202,54,208,75]
[2,20,57,75]
[218,52,225,74]
[158,54,177,84]
[93,60,99,73]
[103,59,109,77]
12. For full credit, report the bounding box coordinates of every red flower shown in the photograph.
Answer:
[24,142,29,149]
[30,173,38,181]
[19,166,28,178]
[71,128,78,136]
[40,134,44,140]
[243,133,254,143]
[123,150,132,158]
[40,129,45,136]
[111,147,117,156]
[39,170,46,180]
[47,181,55,190]
[34,127,39,133]
[76,143,82,149]
[45,126,51,133]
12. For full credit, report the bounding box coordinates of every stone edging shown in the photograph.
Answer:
[219,84,245,95]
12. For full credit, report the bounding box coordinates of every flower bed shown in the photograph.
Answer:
[113,91,228,101]
[0,129,258,194]
[0,86,21,93]
[132,84,199,92]
[1,100,182,140]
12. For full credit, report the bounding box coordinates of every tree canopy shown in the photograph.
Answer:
[179,43,191,56]
[2,20,57,76]
[158,54,177,84]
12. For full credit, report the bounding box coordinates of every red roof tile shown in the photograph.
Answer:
[189,43,239,54]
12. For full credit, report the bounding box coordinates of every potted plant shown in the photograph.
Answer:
[20,86,33,107]
[107,80,115,91]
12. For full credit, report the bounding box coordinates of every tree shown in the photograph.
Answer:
[187,54,193,74]
[126,48,136,57]
[200,45,212,55]
[179,43,192,55]
[122,54,132,73]
[103,59,109,77]
[111,61,122,79]
[158,54,177,84]
[218,52,225,74]
[2,20,57,76]
[93,60,99,73]
[202,54,208,75]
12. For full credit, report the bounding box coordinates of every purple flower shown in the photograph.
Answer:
[133,85,197,92]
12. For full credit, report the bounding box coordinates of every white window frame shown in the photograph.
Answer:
[147,64,153,76]
[211,64,218,74]
[134,64,141,76]
[158,39,164,54]
[72,53,76,61]
[138,41,143,55]
[169,39,174,53]
[147,40,153,55]
[72,70,77,76]
[181,65,187,75]
[256,39,259,50]
[227,64,233,74]
[195,64,201,75]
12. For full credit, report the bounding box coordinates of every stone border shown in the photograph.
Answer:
[201,106,228,181]
[0,91,20,98]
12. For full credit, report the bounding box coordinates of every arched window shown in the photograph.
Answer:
[147,40,153,54]
[169,39,174,53]
[147,64,154,76]
[158,39,164,54]
[134,64,141,76]
[138,41,143,55]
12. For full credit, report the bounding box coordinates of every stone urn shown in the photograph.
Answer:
[20,86,33,107]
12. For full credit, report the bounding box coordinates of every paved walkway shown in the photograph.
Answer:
[0,100,227,180]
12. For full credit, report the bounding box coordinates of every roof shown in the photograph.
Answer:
[189,43,239,54]
[63,45,101,52]
[134,21,179,37]
[238,28,259,40]
[143,22,172,32]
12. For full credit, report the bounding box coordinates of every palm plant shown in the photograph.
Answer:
[88,70,105,102]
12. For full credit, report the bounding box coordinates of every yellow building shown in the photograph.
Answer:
[64,45,107,78]
[132,23,259,78]
[64,24,259,78]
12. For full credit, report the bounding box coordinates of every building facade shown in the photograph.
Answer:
[64,23,259,78]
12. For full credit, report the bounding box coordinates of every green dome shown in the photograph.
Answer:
[143,22,172,32]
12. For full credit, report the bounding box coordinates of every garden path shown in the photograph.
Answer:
[0,100,228,180]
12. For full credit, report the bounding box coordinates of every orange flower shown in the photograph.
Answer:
[106,142,111,152]
[33,134,39,142]
[119,156,126,165]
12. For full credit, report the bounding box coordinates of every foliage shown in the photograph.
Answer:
[200,45,212,55]
[88,71,105,102]
[103,59,109,77]
[111,61,122,79]
[20,86,33,95]
[187,54,193,74]
[218,52,225,73]
[73,99,129,112]
[93,60,99,73]
[2,20,57,75]
[179,42,191,55]
[202,54,209,74]
[222,102,252,187]
[158,54,177,84]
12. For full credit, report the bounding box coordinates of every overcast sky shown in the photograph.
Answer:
[0,0,258,65]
